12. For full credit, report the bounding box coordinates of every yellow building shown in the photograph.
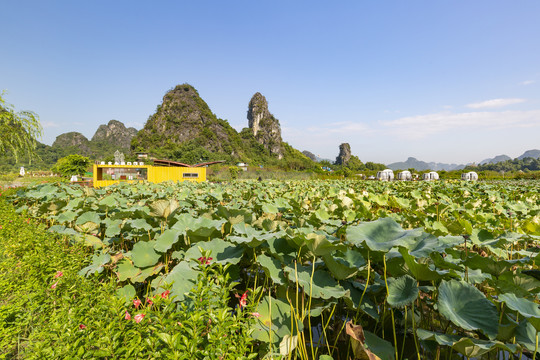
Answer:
[92,159,223,188]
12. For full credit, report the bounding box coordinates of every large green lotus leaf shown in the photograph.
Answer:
[116,284,136,304]
[499,293,540,331]
[103,218,123,238]
[323,249,366,280]
[417,329,519,358]
[131,241,161,268]
[398,248,444,281]
[262,203,279,214]
[515,320,538,353]
[184,238,244,265]
[252,295,303,344]
[266,237,297,263]
[48,225,79,236]
[55,210,77,224]
[75,211,101,225]
[172,213,225,240]
[152,261,200,302]
[453,268,491,284]
[74,233,104,249]
[78,252,111,277]
[127,218,153,232]
[465,254,527,277]
[364,331,395,360]
[387,275,418,308]
[229,223,281,247]
[437,280,499,339]
[500,271,540,293]
[154,229,181,253]
[342,280,380,320]
[131,263,163,283]
[98,195,119,208]
[258,254,286,285]
[346,217,424,252]
[116,259,140,281]
[284,265,348,300]
[304,233,343,256]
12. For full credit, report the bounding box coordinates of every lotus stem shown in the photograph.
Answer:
[411,301,421,360]
[308,256,316,360]
[400,305,407,360]
[534,331,538,360]
[383,254,399,360]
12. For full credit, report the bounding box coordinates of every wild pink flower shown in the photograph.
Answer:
[79,324,86,330]
[251,312,261,318]
[134,313,145,323]
[125,311,131,320]
[161,290,170,299]
[146,298,153,306]
[54,271,63,278]
[133,298,141,309]
[197,256,213,265]
[238,290,248,309]
[51,281,58,289]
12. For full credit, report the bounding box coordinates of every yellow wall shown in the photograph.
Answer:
[93,164,206,188]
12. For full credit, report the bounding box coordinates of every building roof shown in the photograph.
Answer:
[153,159,226,168]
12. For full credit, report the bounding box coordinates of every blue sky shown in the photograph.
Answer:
[2,1,539,164]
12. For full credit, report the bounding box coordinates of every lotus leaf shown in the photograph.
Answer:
[79,252,111,276]
[152,261,199,302]
[323,249,366,280]
[116,284,136,304]
[131,241,161,268]
[346,217,424,252]
[258,254,286,285]
[387,275,418,307]
[284,265,348,300]
[154,229,181,253]
[437,280,499,339]
[116,259,140,281]
[184,238,244,265]
[498,293,540,331]
[252,295,303,344]
[398,247,444,281]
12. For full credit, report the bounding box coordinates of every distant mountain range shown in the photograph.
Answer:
[387,149,540,171]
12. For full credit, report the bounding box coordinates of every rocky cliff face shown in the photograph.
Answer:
[335,143,351,165]
[302,150,317,162]
[247,93,283,159]
[91,120,137,149]
[132,84,240,154]
[52,132,92,155]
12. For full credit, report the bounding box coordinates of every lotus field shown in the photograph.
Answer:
[9,179,540,359]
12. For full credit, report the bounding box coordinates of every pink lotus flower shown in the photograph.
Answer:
[125,311,131,320]
[79,324,86,330]
[134,313,145,323]
[51,281,58,289]
[54,271,63,278]
[133,298,141,309]
[161,290,170,299]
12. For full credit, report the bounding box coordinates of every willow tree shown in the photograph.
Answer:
[0,92,42,162]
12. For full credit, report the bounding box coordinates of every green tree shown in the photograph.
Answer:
[0,92,42,162]
[228,166,240,180]
[52,154,90,177]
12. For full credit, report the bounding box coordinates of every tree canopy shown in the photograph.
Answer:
[0,93,42,162]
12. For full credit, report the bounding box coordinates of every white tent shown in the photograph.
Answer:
[461,171,478,181]
[422,171,439,181]
[376,169,394,181]
[397,170,412,181]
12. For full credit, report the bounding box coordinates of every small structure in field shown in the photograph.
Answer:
[461,171,478,181]
[422,171,439,181]
[376,169,394,181]
[397,170,412,181]
[236,163,248,171]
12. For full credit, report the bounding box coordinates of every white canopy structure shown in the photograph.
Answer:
[422,171,439,181]
[461,171,478,181]
[376,169,394,181]
[397,170,412,181]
